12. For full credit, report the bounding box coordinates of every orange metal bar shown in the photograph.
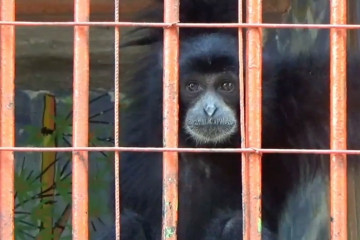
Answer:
[0,0,15,237]
[72,0,90,238]
[1,146,360,154]
[162,0,179,239]
[329,0,348,239]
[243,0,263,239]
[2,21,360,29]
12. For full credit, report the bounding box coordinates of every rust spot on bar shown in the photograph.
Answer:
[162,0,179,240]
[330,0,348,239]
[0,0,15,238]
[243,0,263,240]
[72,0,90,238]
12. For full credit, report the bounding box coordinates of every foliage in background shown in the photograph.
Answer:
[15,93,114,240]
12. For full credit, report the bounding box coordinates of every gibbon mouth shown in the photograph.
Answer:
[185,118,238,143]
[186,118,236,126]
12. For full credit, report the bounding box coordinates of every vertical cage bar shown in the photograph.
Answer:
[329,0,348,239]
[162,0,180,240]
[0,0,15,238]
[113,0,121,237]
[238,0,248,239]
[243,0,263,239]
[72,0,90,238]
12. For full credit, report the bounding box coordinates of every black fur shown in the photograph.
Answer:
[114,29,286,239]
[121,0,239,47]
[203,210,275,240]
[113,2,250,239]
[105,1,360,239]
[113,32,282,240]
[120,33,241,240]
[210,53,360,240]
[277,164,329,240]
[98,209,154,240]
[272,53,360,240]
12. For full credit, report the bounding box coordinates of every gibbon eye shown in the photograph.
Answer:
[219,82,234,92]
[186,82,200,92]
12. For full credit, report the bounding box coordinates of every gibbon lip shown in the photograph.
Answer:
[187,118,236,126]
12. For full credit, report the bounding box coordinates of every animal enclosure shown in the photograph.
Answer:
[0,0,359,239]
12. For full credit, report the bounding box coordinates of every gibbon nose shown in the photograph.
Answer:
[204,104,217,116]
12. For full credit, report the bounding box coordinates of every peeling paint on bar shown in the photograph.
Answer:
[72,0,90,238]
[162,0,179,240]
[0,0,15,238]
[329,0,348,239]
[242,0,263,239]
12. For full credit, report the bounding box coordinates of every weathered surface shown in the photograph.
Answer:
[16,26,152,91]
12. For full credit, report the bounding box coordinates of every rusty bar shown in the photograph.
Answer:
[0,21,359,29]
[113,0,121,237]
[2,146,360,154]
[329,0,348,239]
[243,0,263,239]
[72,0,90,237]
[162,0,179,239]
[2,146,360,155]
[0,0,15,237]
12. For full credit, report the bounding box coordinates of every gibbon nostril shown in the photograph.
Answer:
[204,104,217,116]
